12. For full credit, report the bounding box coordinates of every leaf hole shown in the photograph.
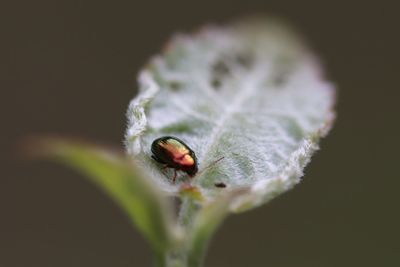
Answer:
[211,78,222,89]
[235,52,254,69]
[213,60,230,76]
[210,58,231,90]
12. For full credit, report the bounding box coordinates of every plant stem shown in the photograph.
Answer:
[157,195,228,267]
[156,197,205,267]
[178,197,199,228]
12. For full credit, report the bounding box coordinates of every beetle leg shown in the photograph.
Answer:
[161,165,168,171]
[160,165,169,177]
[172,169,177,183]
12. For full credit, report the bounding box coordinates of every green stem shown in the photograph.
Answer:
[158,197,206,267]
[157,195,229,267]
[178,197,199,227]
[153,235,188,267]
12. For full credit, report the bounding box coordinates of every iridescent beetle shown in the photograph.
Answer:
[151,136,224,183]
[151,136,198,183]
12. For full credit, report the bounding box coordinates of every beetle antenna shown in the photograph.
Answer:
[197,156,224,175]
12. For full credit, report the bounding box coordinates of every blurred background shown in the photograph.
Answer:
[1,1,399,266]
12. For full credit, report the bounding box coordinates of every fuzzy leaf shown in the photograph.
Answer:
[126,17,335,212]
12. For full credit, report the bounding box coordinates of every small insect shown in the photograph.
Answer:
[151,136,198,183]
[151,136,225,183]
[214,182,227,188]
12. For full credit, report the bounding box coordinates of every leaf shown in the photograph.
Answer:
[33,138,177,255]
[126,17,336,212]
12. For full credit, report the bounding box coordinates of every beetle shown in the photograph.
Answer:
[151,136,198,182]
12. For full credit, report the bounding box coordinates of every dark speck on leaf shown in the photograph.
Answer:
[169,81,182,91]
[212,60,230,76]
[210,58,231,90]
[214,182,227,188]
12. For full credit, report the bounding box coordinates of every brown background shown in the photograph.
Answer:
[1,1,399,266]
